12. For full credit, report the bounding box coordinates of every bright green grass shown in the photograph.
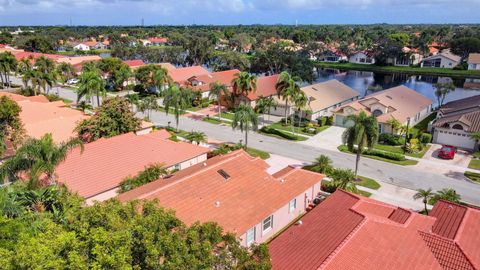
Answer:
[374,144,431,158]
[468,159,480,170]
[357,176,381,190]
[338,145,419,166]
[246,147,270,160]
[258,130,308,141]
[465,171,480,183]
[202,117,222,125]
[357,190,372,197]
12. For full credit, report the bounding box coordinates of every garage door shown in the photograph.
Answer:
[334,115,354,128]
[434,130,476,150]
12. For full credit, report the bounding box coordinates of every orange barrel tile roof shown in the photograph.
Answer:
[123,59,145,68]
[245,74,280,101]
[191,69,240,92]
[169,66,210,85]
[269,190,480,270]
[55,131,209,199]
[118,150,324,236]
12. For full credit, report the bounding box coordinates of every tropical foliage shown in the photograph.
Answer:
[232,102,258,149]
[0,96,25,156]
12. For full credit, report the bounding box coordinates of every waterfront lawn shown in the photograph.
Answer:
[314,62,480,78]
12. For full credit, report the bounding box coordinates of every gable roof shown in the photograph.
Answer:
[56,55,101,66]
[123,59,145,68]
[269,190,480,270]
[433,95,480,132]
[13,51,64,62]
[118,150,324,236]
[245,74,280,101]
[169,66,210,85]
[422,50,461,63]
[55,131,209,199]
[467,53,480,64]
[0,93,88,143]
[148,37,168,43]
[301,80,359,112]
[335,85,432,124]
[191,69,240,92]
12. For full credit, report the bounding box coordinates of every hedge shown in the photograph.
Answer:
[363,148,406,161]
[260,126,298,140]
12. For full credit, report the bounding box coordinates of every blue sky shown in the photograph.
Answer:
[0,0,479,25]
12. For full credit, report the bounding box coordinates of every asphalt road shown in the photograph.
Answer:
[8,77,480,205]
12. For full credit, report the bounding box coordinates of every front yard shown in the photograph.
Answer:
[338,145,419,166]
[465,171,480,183]
[374,144,431,159]
[469,152,480,170]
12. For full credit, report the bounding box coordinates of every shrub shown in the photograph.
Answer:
[363,148,406,161]
[260,126,298,140]
[119,164,167,192]
[378,133,405,146]
[420,133,432,144]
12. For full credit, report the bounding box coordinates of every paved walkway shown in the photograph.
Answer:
[299,126,345,151]
[360,183,428,211]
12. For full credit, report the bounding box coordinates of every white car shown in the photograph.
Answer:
[66,78,80,85]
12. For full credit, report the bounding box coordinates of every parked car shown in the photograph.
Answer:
[66,78,80,85]
[438,145,457,159]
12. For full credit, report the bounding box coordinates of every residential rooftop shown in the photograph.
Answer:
[190,69,240,92]
[55,130,209,199]
[300,79,359,112]
[433,95,480,133]
[468,53,480,64]
[245,74,280,101]
[169,65,210,85]
[269,190,480,270]
[118,149,324,236]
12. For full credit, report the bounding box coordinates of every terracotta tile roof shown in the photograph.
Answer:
[245,74,280,101]
[118,150,324,236]
[169,66,210,85]
[0,93,88,143]
[13,52,64,62]
[191,69,240,92]
[123,59,145,68]
[433,95,480,132]
[55,131,209,198]
[157,62,176,71]
[148,37,168,43]
[300,80,359,113]
[468,53,480,64]
[335,85,432,124]
[57,55,101,66]
[269,190,480,270]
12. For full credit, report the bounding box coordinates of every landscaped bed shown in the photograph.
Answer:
[338,145,419,166]
[469,159,480,170]
[374,144,431,159]
[465,171,480,183]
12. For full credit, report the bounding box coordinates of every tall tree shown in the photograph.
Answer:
[56,62,74,84]
[232,102,258,149]
[292,90,308,135]
[0,96,25,156]
[0,52,18,87]
[138,95,159,119]
[185,131,207,145]
[255,96,277,125]
[77,70,105,106]
[430,188,461,205]
[231,72,257,107]
[208,82,229,121]
[0,134,83,186]
[433,82,455,108]
[310,155,333,174]
[276,71,300,125]
[34,56,56,94]
[163,85,193,132]
[342,111,379,177]
[18,58,34,89]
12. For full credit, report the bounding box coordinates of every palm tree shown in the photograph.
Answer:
[231,72,257,107]
[292,90,308,135]
[185,131,207,145]
[112,65,132,91]
[34,56,56,94]
[413,188,434,214]
[0,52,18,87]
[311,155,333,174]
[328,168,359,194]
[56,62,74,84]
[386,118,402,135]
[276,71,300,125]
[232,102,258,149]
[342,111,379,177]
[255,96,277,126]
[125,94,140,112]
[433,82,455,108]
[17,186,63,213]
[163,85,193,132]
[431,188,461,205]
[152,67,171,93]
[0,134,83,187]
[138,95,159,119]
[18,58,34,89]
[77,70,105,106]
[469,132,480,151]
[209,82,229,120]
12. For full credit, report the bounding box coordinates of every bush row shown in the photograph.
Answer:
[260,126,298,140]
[363,148,406,161]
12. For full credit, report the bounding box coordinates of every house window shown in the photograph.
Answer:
[452,124,463,130]
[246,227,256,246]
[289,199,297,213]
[262,216,273,233]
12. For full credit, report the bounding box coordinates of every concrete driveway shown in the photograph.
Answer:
[299,126,345,151]
[423,144,472,168]
[265,154,307,175]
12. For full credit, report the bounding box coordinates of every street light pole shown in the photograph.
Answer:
[403,117,411,154]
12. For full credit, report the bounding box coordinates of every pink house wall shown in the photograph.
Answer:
[238,181,322,247]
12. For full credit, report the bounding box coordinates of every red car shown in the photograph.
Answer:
[438,145,457,159]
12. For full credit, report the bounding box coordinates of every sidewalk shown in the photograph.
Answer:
[358,182,428,211]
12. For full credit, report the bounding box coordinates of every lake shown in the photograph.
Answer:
[314,68,480,106]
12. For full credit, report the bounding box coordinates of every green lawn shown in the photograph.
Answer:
[465,171,480,183]
[246,147,270,160]
[468,159,480,170]
[259,130,308,141]
[374,144,431,158]
[216,112,235,121]
[357,190,372,197]
[268,122,317,137]
[314,62,480,79]
[203,117,223,125]
[338,145,418,166]
[357,176,381,190]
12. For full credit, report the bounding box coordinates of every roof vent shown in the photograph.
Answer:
[217,169,230,180]
[203,162,207,166]
[215,201,220,207]
[280,179,285,183]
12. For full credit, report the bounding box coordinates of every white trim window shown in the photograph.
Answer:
[262,215,273,234]
[289,199,297,213]
[246,227,256,246]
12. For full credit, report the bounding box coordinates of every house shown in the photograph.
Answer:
[421,49,461,68]
[73,42,93,51]
[123,59,146,70]
[55,130,209,204]
[118,149,324,246]
[140,39,152,47]
[391,47,423,66]
[168,66,210,86]
[431,95,480,150]
[299,80,359,120]
[269,189,480,270]
[13,51,64,63]
[318,50,347,62]
[0,92,88,144]
[56,55,102,66]
[348,51,375,65]
[148,37,168,46]
[239,74,280,108]
[468,53,480,70]
[188,69,240,98]
[333,86,433,134]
